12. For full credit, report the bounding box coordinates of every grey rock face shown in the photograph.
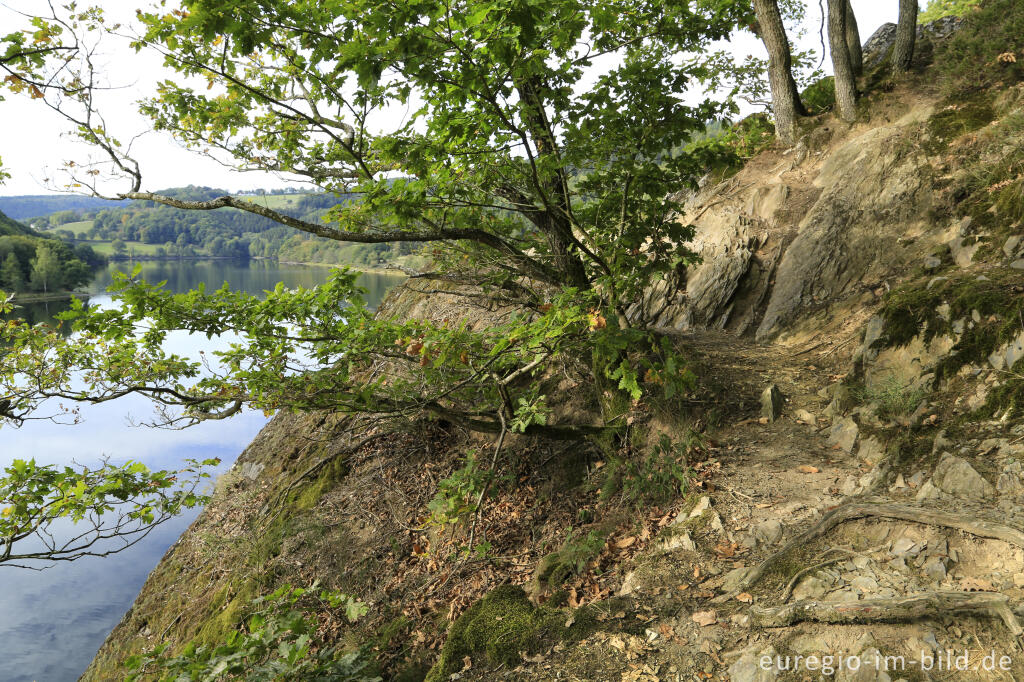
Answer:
[862,23,898,69]
[863,16,964,70]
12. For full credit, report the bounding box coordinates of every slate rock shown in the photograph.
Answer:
[761,384,784,422]
[829,417,859,453]
[728,646,779,682]
[752,519,784,546]
[931,453,994,499]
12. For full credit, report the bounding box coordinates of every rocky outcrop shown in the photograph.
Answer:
[862,16,965,69]
[644,108,938,341]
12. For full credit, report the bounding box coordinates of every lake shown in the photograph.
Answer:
[0,259,405,682]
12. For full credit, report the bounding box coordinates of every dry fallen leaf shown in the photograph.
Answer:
[616,536,637,549]
[797,465,820,474]
[736,592,753,603]
[692,610,717,627]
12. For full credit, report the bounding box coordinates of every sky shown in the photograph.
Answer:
[0,1,900,198]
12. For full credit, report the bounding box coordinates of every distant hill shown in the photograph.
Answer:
[0,209,38,237]
[0,195,130,221]
[23,185,422,268]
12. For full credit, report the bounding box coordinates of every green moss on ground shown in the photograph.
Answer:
[935,0,1024,92]
[878,272,1024,419]
[425,586,602,681]
[879,272,1022,350]
[923,95,995,154]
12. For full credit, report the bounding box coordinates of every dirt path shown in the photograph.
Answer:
[499,329,1024,681]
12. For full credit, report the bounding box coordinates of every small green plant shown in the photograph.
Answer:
[920,0,981,23]
[125,583,377,681]
[425,451,494,528]
[801,77,836,115]
[855,376,929,421]
[554,528,608,580]
[510,390,549,433]
[600,435,694,507]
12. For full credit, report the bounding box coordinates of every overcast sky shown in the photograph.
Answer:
[0,1,899,197]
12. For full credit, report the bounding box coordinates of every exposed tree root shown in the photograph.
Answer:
[716,500,1024,602]
[751,592,1024,635]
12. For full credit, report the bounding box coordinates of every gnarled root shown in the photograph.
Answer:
[751,591,1024,635]
[716,501,1024,602]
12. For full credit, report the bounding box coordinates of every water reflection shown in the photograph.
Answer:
[0,259,405,682]
[7,260,404,329]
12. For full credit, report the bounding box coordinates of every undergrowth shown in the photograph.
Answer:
[935,0,1024,92]
[855,375,930,421]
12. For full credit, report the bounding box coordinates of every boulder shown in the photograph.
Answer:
[863,16,964,70]
[760,384,784,422]
[829,417,859,453]
[752,519,784,546]
[923,559,947,582]
[930,453,994,499]
[1004,235,1022,259]
[792,575,829,601]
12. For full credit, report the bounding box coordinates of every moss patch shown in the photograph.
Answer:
[879,272,1023,351]
[425,586,600,681]
[923,95,995,154]
[878,272,1024,420]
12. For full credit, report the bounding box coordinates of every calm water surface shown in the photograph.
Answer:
[0,259,404,682]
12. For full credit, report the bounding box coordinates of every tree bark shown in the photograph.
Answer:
[752,0,807,145]
[827,0,858,122]
[845,0,863,77]
[893,0,918,72]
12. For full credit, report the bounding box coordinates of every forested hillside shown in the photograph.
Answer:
[23,186,422,267]
[0,209,103,294]
[0,194,129,220]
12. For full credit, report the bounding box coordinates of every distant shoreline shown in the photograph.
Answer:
[101,254,406,275]
[11,290,90,304]
[270,258,410,276]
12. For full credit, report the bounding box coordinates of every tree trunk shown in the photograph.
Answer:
[752,0,807,145]
[893,0,918,72]
[827,0,858,122]
[845,0,863,77]
[514,75,591,290]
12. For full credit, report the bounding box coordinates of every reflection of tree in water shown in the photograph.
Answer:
[2,297,83,336]
[91,260,404,309]
[3,261,404,337]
